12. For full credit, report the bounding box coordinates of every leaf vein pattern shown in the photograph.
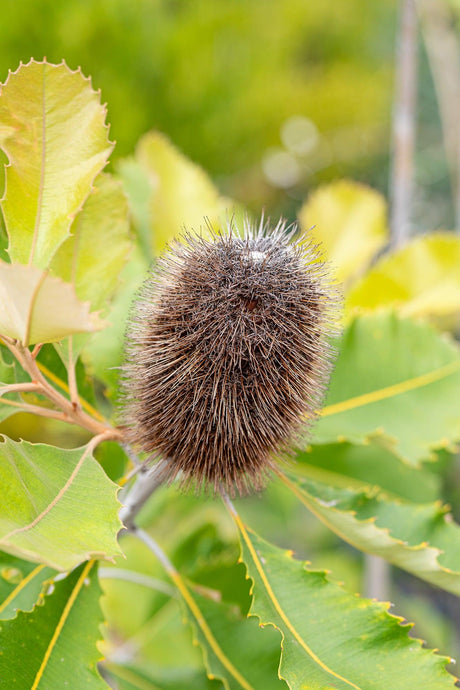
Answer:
[170,571,254,690]
[31,560,94,689]
[3,444,93,540]
[235,514,362,690]
[322,360,460,417]
[0,563,46,615]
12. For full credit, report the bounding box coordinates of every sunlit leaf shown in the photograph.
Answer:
[0,59,113,269]
[347,233,460,320]
[0,262,104,345]
[234,520,456,689]
[314,312,460,465]
[0,553,56,620]
[281,472,460,597]
[298,180,388,284]
[129,131,222,255]
[0,561,107,688]
[50,173,132,312]
[0,437,123,571]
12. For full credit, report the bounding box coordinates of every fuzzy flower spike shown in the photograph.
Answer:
[122,218,339,495]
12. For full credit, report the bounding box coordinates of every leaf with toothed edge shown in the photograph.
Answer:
[0,59,113,269]
[233,518,457,689]
[281,472,460,597]
[0,561,107,689]
[314,312,460,466]
[0,553,56,620]
[0,437,123,571]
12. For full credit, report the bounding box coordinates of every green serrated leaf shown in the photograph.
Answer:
[281,472,460,597]
[50,173,132,312]
[0,59,113,269]
[0,437,123,571]
[298,180,388,284]
[0,560,107,688]
[234,521,456,689]
[347,233,460,320]
[0,553,56,620]
[314,312,460,465]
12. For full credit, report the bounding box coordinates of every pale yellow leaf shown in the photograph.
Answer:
[0,262,104,346]
[298,180,388,284]
[347,232,460,320]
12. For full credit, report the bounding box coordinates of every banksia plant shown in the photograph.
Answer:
[122,219,339,495]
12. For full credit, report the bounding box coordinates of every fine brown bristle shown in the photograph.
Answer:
[121,219,340,496]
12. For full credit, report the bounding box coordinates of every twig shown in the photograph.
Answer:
[66,337,81,410]
[119,461,165,529]
[98,567,177,597]
[390,0,418,247]
[0,382,42,397]
[1,337,123,441]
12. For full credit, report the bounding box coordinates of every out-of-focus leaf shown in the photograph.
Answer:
[298,180,387,284]
[181,588,286,690]
[234,520,456,689]
[0,59,112,269]
[347,233,460,320]
[130,132,222,255]
[0,437,123,571]
[0,262,104,345]
[281,472,460,596]
[0,553,56,620]
[103,597,220,689]
[82,245,147,396]
[105,659,218,690]
[50,173,132,312]
[296,442,440,503]
[0,346,25,422]
[313,312,460,465]
[0,561,107,688]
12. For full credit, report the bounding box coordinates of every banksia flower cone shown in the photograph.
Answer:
[122,220,338,495]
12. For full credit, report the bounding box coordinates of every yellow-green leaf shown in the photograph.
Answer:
[50,173,132,311]
[281,472,460,597]
[0,262,104,346]
[347,233,460,320]
[0,59,113,268]
[233,518,456,689]
[298,180,388,284]
[0,561,107,688]
[314,312,460,465]
[130,131,222,255]
[0,437,123,571]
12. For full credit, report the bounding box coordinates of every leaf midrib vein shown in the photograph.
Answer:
[31,560,95,689]
[237,516,362,690]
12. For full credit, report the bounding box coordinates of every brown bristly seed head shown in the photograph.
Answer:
[122,218,340,496]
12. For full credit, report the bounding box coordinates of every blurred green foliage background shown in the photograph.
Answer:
[2,0,401,218]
